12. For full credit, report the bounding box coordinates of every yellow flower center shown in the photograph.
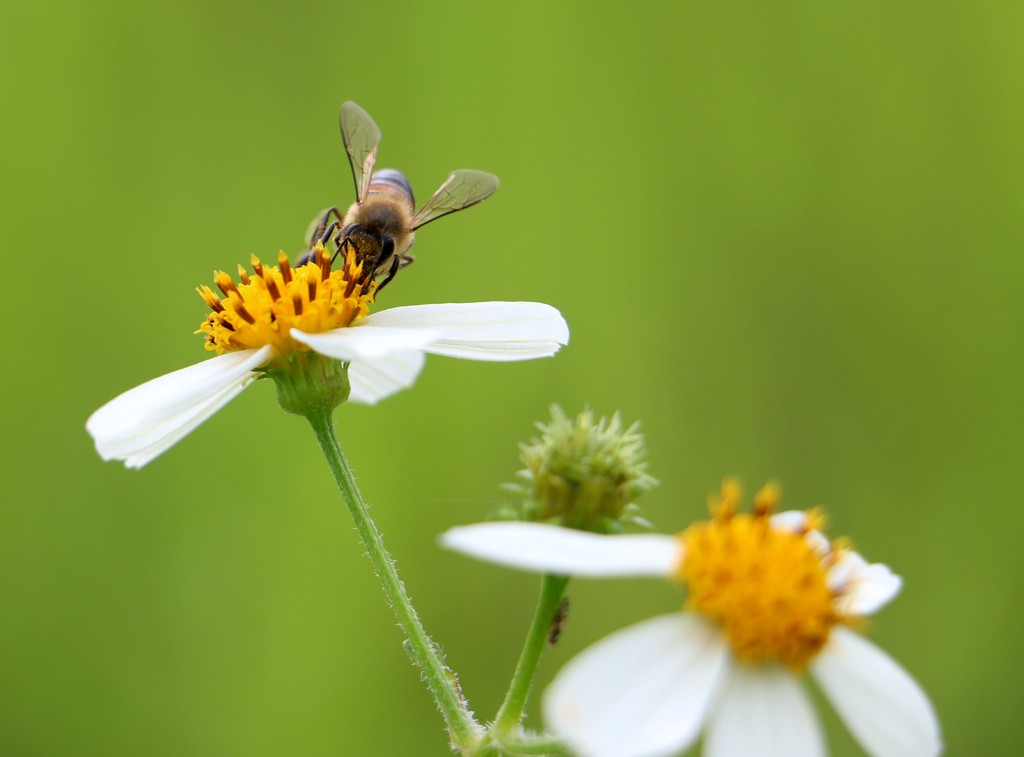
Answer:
[676,480,842,668]
[197,243,377,356]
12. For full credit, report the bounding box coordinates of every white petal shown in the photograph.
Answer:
[704,664,825,757]
[811,627,942,757]
[440,522,681,577]
[364,301,569,361]
[346,350,426,405]
[544,613,728,757]
[770,510,810,532]
[771,510,830,555]
[291,325,441,361]
[829,552,903,616]
[86,346,272,468]
[102,381,243,468]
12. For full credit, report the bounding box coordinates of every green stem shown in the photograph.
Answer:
[493,734,571,756]
[306,409,482,751]
[493,574,570,734]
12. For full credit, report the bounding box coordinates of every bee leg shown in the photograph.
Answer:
[331,224,360,265]
[317,221,340,245]
[296,208,343,266]
[294,248,316,267]
[374,253,404,293]
[306,207,341,247]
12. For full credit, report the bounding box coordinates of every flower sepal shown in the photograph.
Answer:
[266,350,351,416]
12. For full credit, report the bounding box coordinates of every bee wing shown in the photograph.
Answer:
[339,102,382,202]
[410,170,499,230]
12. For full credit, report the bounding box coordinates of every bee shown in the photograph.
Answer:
[302,102,499,290]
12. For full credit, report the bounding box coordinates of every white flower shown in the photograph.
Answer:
[87,246,568,468]
[441,484,941,757]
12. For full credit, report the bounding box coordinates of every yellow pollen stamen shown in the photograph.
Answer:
[233,302,256,324]
[196,242,377,357]
[265,276,281,301]
[676,480,842,669]
[753,481,781,516]
[215,273,239,297]
[813,512,835,536]
[198,287,224,312]
[708,477,743,518]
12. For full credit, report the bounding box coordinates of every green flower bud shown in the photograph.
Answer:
[504,406,656,533]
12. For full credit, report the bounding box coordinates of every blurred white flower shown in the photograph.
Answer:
[87,244,568,468]
[442,481,941,757]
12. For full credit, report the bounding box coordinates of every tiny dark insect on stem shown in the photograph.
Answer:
[548,597,570,645]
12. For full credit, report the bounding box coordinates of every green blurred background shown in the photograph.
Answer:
[2,1,1021,754]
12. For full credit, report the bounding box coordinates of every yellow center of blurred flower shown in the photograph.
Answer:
[677,480,839,668]
[197,243,377,356]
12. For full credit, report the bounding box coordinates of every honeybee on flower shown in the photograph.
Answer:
[87,104,568,469]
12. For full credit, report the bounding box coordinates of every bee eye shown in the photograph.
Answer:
[380,236,395,260]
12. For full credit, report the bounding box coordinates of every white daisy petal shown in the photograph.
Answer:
[771,510,830,555]
[811,627,942,757]
[440,522,681,577]
[829,552,903,616]
[104,380,246,468]
[347,350,426,405]
[86,346,273,468]
[704,664,825,757]
[364,301,569,361]
[770,510,810,532]
[291,325,441,361]
[544,613,729,757]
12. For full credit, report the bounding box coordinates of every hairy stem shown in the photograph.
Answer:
[494,573,570,734]
[306,409,482,752]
